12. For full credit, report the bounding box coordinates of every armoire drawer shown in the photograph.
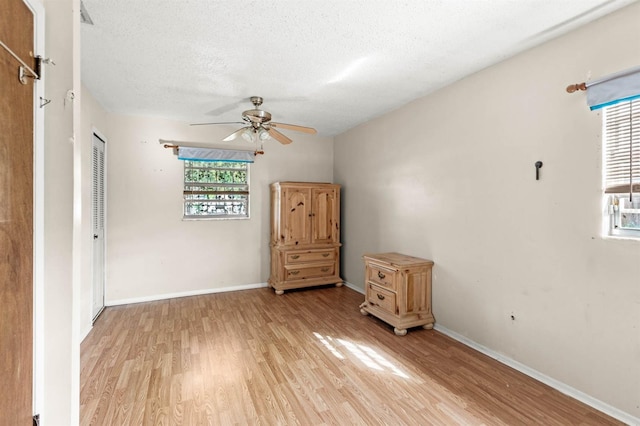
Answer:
[285,249,335,264]
[286,263,335,280]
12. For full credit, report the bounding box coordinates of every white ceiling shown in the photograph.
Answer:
[81,0,636,137]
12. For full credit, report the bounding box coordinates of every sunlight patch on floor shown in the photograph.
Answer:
[313,332,345,360]
[313,332,410,379]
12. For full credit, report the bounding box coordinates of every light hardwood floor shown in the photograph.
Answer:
[81,286,621,425]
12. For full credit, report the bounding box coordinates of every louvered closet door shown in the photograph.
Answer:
[92,134,106,320]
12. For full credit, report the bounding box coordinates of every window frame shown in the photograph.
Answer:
[182,160,250,220]
[603,98,640,239]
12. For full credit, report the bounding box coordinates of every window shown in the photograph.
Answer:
[604,98,640,237]
[183,160,249,219]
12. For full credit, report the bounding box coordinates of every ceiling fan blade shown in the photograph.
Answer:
[271,122,317,134]
[267,128,293,145]
[190,121,244,127]
[223,127,250,142]
[206,101,242,116]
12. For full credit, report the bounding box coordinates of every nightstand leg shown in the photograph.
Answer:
[393,328,407,336]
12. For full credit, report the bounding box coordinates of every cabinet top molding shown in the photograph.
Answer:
[363,252,434,268]
[271,181,338,187]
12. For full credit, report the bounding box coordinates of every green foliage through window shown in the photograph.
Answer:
[184,160,249,219]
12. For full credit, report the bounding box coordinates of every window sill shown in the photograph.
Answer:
[603,233,640,242]
[182,216,250,221]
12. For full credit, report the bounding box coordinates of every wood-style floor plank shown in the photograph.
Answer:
[81,287,622,425]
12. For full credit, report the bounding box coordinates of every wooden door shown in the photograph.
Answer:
[0,0,35,423]
[281,186,311,246]
[311,186,338,245]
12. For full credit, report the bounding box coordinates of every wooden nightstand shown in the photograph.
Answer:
[359,252,434,336]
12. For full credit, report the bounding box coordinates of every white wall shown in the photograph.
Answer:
[41,0,79,423]
[334,2,640,420]
[102,114,334,303]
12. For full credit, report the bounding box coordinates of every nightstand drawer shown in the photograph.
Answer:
[286,249,335,264]
[366,283,396,315]
[366,264,396,290]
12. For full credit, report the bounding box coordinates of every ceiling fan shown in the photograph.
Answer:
[191,96,317,145]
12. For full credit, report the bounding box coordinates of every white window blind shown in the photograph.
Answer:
[604,98,640,196]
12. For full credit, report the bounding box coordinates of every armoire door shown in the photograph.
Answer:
[311,186,338,245]
[0,0,35,423]
[281,186,312,246]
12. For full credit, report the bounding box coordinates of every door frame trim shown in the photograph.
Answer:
[21,0,45,416]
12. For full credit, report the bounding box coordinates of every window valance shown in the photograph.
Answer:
[177,146,255,163]
[586,65,640,110]
[158,139,257,163]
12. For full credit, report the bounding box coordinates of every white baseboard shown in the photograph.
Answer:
[343,281,364,294]
[106,282,269,306]
[434,324,639,426]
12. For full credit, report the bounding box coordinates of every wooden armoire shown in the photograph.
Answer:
[268,182,343,294]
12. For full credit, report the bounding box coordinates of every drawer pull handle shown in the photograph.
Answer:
[290,270,300,275]
[377,271,385,279]
[321,267,330,272]
[377,294,385,301]
[322,253,330,257]
[291,255,300,259]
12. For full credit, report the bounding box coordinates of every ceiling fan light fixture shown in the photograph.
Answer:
[241,128,255,142]
[258,128,270,141]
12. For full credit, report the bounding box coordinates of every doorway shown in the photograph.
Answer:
[92,133,106,321]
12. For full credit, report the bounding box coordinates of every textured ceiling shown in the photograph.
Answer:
[81,0,636,137]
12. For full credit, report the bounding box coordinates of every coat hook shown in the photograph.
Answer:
[39,57,55,66]
[535,161,543,180]
[33,56,56,81]
[39,97,51,108]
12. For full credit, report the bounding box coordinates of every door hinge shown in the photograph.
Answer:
[33,414,40,426]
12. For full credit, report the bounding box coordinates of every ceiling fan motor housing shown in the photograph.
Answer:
[243,108,271,122]
[243,108,272,130]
